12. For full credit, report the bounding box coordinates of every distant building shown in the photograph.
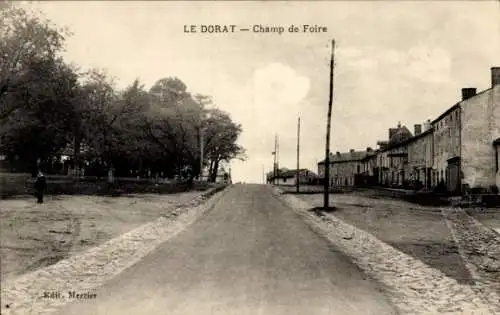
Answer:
[199,167,231,183]
[269,168,318,186]
[318,149,368,186]
[360,147,377,185]
[380,123,413,186]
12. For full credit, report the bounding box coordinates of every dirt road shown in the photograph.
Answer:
[53,184,397,315]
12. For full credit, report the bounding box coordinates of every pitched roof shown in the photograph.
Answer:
[361,151,378,161]
[399,127,433,146]
[431,103,460,124]
[388,125,413,147]
[318,151,368,164]
[431,86,495,125]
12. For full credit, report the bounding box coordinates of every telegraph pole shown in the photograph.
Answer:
[276,134,280,186]
[324,39,335,209]
[200,128,204,181]
[273,134,277,185]
[296,116,301,193]
[262,164,265,184]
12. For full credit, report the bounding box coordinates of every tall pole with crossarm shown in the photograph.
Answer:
[296,116,301,193]
[272,134,277,184]
[200,128,204,180]
[324,39,335,209]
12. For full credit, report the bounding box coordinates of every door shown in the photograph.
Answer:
[446,158,460,194]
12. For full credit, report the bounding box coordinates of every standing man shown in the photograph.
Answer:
[34,171,46,203]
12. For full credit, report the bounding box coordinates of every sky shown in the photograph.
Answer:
[25,1,500,183]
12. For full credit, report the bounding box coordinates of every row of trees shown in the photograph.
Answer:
[0,4,245,183]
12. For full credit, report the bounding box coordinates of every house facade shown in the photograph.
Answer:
[318,150,368,187]
[374,123,413,187]
[315,67,500,194]
[429,69,500,192]
[360,148,377,185]
[406,126,434,190]
[432,99,462,192]
[460,73,500,191]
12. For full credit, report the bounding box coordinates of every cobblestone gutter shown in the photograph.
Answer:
[442,207,500,301]
[273,188,500,315]
[0,185,230,315]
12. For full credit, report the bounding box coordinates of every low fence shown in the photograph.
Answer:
[460,194,500,208]
[276,184,355,194]
[0,173,219,199]
[275,182,500,207]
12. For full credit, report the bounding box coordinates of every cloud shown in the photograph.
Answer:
[249,62,311,109]
[218,63,311,179]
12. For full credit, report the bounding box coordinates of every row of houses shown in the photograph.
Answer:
[318,67,500,194]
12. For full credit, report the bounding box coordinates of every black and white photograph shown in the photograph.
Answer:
[1,0,500,314]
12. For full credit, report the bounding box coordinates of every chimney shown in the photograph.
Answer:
[461,88,477,101]
[423,119,431,132]
[414,124,422,136]
[492,67,500,87]
[349,149,355,153]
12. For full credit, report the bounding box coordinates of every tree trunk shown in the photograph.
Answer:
[211,158,220,183]
[208,159,214,180]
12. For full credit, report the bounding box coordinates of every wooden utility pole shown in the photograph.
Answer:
[324,39,335,209]
[273,134,277,185]
[262,164,265,184]
[296,116,301,193]
[276,134,280,179]
[200,128,204,181]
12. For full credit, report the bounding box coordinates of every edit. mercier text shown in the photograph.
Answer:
[42,291,97,299]
[68,291,97,299]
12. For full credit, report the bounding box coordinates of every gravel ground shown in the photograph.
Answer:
[467,207,500,234]
[443,207,500,294]
[277,189,500,314]
[294,191,473,284]
[0,191,205,282]
[1,186,229,315]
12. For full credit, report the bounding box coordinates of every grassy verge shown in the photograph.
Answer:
[0,174,221,199]
[0,184,227,281]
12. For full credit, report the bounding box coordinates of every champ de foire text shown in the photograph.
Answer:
[184,24,327,35]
